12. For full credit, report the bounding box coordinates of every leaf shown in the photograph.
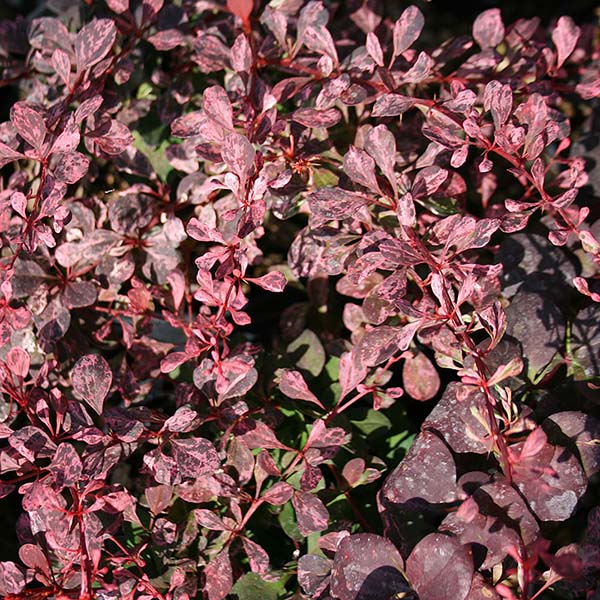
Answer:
[48,443,83,488]
[402,352,440,401]
[91,119,133,155]
[292,491,329,536]
[381,430,457,508]
[292,107,341,128]
[75,19,117,71]
[53,151,90,184]
[472,9,504,49]
[72,354,112,414]
[372,94,415,117]
[544,412,600,477]
[570,305,600,380]
[0,562,25,596]
[279,369,325,408]
[227,0,253,21]
[287,329,326,377]
[147,29,185,51]
[222,132,255,185]
[512,441,587,521]
[6,347,30,379]
[0,141,25,168]
[331,534,409,600]
[203,85,234,131]
[203,550,233,600]
[393,6,424,57]
[423,383,489,454]
[406,533,474,600]
[241,537,269,574]
[298,554,332,597]
[552,16,581,69]
[171,437,220,479]
[365,125,396,193]
[262,482,295,505]
[10,102,46,151]
[308,187,366,225]
[246,271,287,292]
[343,146,380,193]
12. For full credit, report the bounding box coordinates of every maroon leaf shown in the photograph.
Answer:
[298,554,332,597]
[406,533,474,600]
[63,281,98,308]
[331,534,408,600]
[292,491,329,536]
[402,352,440,401]
[393,6,425,57]
[75,19,117,71]
[472,9,505,49]
[71,354,113,414]
[552,16,581,69]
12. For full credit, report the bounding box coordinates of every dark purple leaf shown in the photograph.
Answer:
[298,554,332,597]
[71,354,112,414]
[406,533,474,600]
[331,534,408,600]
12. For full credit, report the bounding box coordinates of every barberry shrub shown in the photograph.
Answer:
[0,0,599,598]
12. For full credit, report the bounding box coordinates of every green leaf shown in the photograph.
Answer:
[231,573,285,600]
[278,500,303,541]
[287,329,326,377]
[132,130,173,182]
[349,408,392,438]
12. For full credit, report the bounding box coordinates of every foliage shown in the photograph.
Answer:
[0,1,600,599]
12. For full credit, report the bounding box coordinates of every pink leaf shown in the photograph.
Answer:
[372,93,415,117]
[10,102,46,151]
[473,9,505,49]
[520,427,547,460]
[71,354,112,414]
[227,0,253,22]
[393,6,425,57]
[195,509,229,530]
[51,48,71,86]
[246,271,287,292]
[147,29,185,51]
[343,146,380,193]
[279,369,325,409]
[552,16,581,69]
[402,352,440,401]
[6,347,30,379]
[366,32,384,66]
[292,107,341,128]
[203,550,233,600]
[222,133,255,184]
[203,86,234,131]
[75,19,117,71]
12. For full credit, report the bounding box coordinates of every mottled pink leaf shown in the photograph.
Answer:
[343,146,380,193]
[262,481,295,505]
[393,6,425,57]
[171,437,220,479]
[49,443,82,488]
[246,271,287,292]
[552,16,581,69]
[473,9,505,49]
[0,561,25,595]
[292,107,341,128]
[53,151,90,184]
[279,369,325,408]
[6,347,30,379]
[148,29,185,51]
[242,537,269,574]
[366,32,384,66]
[222,133,255,185]
[71,354,112,414]
[51,48,71,86]
[365,125,396,193]
[293,491,329,536]
[10,102,46,151]
[372,94,415,117]
[0,141,25,168]
[203,86,234,131]
[75,19,117,71]
[402,352,440,401]
[203,550,232,600]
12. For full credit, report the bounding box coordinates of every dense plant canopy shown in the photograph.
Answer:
[0,1,599,599]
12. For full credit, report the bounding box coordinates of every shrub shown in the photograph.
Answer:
[0,1,599,599]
